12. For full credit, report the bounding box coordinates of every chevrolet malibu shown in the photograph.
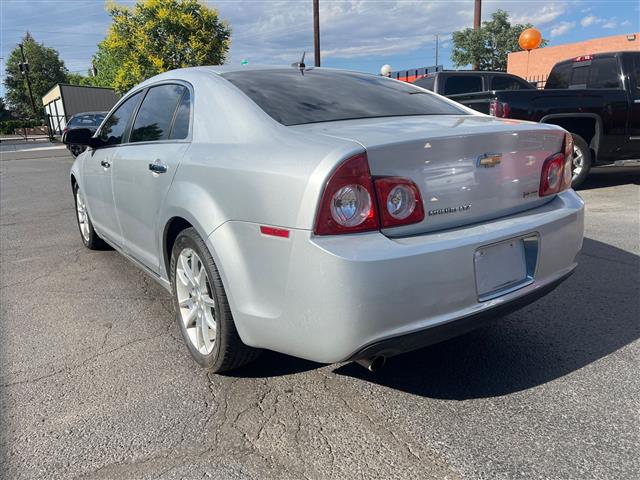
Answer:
[64,66,584,373]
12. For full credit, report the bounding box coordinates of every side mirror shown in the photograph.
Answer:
[63,128,102,148]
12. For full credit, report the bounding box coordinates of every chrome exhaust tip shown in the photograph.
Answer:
[355,355,386,372]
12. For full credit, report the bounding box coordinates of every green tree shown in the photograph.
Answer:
[451,10,548,71]
[3,33,69,117]
[95,0,231,93]
[66,72,93,87]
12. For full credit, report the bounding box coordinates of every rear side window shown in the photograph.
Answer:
[443,76,482,95]
[222,69,465,126]
[570,65,589,88]
[491,75,532,91]
[130,84,186,143]
[414,76,435,91]
[169,89,191,140]
[588,56,621,89]
[99,91,142,146]
[546,63,571,89]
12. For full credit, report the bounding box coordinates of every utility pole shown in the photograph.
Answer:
[435,34,439,69]
[472,0,482,70]
[313,0,320,67]
[18,43,38,118]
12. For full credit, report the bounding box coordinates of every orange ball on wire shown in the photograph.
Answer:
[519,28,542,51]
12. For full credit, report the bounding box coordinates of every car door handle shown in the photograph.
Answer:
[100,160,111,168]
[148,161,168,174]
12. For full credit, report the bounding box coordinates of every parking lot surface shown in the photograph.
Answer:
[1,151,638,479]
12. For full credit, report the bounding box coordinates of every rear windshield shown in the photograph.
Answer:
[221,69,466,126]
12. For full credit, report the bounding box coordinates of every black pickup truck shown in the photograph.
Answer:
[452,52,640,187]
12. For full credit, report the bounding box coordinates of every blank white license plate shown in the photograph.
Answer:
[474,238,527,298]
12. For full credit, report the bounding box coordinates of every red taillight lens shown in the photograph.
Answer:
[539,132,574,197]
[374,177,424,227]
[489,100,510,118]
[314,153,379,235]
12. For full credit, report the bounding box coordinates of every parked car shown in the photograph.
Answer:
[62,112,107,157]
[449,52,640,187]
[64,66,584,373]
[413,70,535,95]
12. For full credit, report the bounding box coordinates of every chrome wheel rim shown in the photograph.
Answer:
[572,144,584,180]
[76,189,90,242]
[175,248,217,355]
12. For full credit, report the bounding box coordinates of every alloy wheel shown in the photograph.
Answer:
[175,248,217,355]
[572,144,584,181]
[75,189,90,242]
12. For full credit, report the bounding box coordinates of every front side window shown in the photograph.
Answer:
[99,91,142,145]
[222,69,465,126]
[130,84,186,143]
[443,76,482,95]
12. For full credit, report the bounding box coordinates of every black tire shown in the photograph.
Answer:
[73,183,109,250]
[170,227,261,373]
[69,144,86,158]
[570,133,592,189]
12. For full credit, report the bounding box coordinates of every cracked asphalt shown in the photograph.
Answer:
[1,149,638,479]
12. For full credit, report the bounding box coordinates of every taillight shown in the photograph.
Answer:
[539,133,574,196]
[489,100,510,118]
[314,153,379,235]
[374,177,424,227]
[562,132,573,189]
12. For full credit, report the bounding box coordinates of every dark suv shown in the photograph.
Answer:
[62,112,107,157]
[413,71,535,96]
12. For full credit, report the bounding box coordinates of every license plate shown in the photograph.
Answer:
[474,238,527,299]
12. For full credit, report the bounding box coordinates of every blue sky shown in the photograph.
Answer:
[1,0,639,98]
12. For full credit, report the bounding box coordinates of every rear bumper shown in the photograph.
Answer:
[208,190,584,364]
[347,269,573,362]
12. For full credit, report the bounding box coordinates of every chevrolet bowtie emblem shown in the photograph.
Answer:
[477,153,502,168]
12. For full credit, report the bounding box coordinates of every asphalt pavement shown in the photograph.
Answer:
[1,149,638,479]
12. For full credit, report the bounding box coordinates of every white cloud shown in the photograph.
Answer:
[550,21,576,37]
[511,4,567,26]
[216,0,572,66]
[580,15,599,27]
[602,19,618,29]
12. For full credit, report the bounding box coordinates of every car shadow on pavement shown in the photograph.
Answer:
[577,167,640,191]
[333,237,639,399]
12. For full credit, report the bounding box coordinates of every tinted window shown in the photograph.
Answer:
[443,76,482,95]
[222,69,465,126]
[632,53,640,93]
[94,114,106,125]
[99,91,142,145]
[130,84,185,143]
[414,76,435,91]
[570,65,589,88]
[546,62,571,89]
[588,57,621,88]
[68,114,95,127]
[169,89,191,140]
[491,75,532,90]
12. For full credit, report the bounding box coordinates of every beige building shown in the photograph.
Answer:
[42,84,120,135]
[507,33,640,82]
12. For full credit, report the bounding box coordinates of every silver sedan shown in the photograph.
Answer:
[65,66,584,372]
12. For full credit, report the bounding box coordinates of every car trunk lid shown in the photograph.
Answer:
[292,115,565,236]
